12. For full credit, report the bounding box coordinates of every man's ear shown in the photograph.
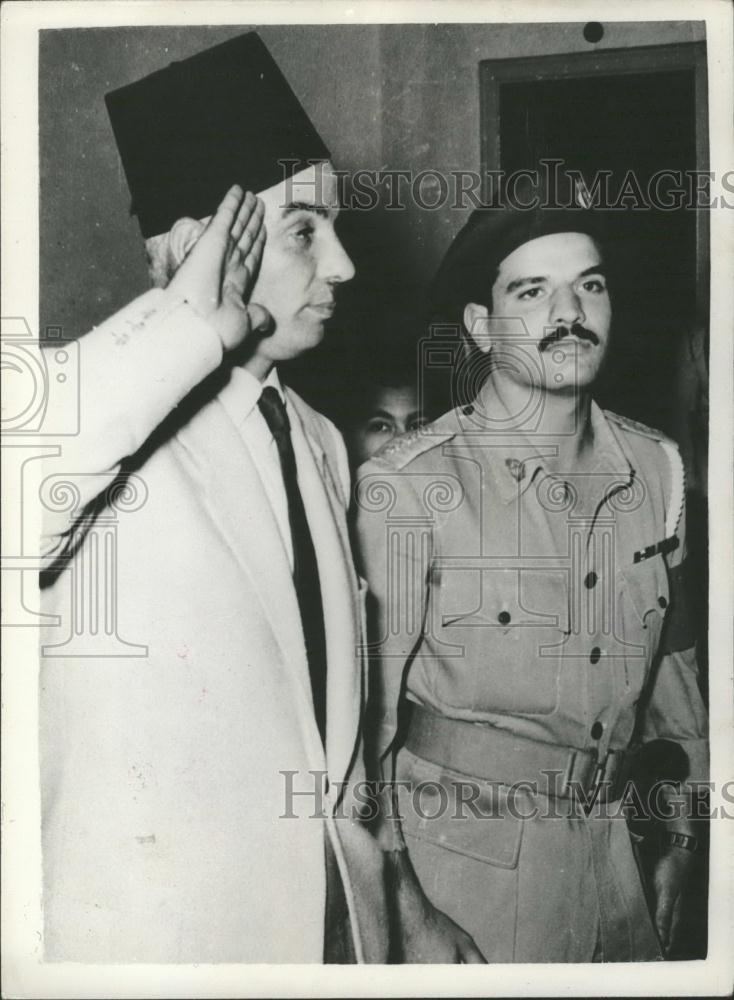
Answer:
[463,303,492,354]
[169,217,207,269]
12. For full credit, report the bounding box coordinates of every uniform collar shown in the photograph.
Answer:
[469,384,634,504]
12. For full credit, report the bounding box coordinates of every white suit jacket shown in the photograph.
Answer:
[39,288,388,963]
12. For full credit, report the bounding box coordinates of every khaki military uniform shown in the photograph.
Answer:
[356,385,708,962]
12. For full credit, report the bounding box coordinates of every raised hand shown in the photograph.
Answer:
[168,185,270,351]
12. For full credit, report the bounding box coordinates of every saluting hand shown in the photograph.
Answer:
[168,185,270,351]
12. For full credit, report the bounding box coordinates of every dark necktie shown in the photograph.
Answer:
[259,387,355,963]
[258,386,327,743]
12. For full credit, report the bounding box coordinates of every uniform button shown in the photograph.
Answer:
[584,571,598,589]
[462,404,474,416]
[658,596,668,609]
[498,611,511,626]
[589,646,601,664]
[591,721,604,740]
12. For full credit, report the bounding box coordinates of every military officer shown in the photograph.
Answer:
[355,178,708,962]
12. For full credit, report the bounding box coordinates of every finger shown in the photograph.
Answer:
[246,303,272,334]
[230,191,257,245]
[225,225,264,293]
[208,185,245,237]
[654,896,673,949]
[455,926,487,962]
[226,193,257,266]
[224,260,249,301]
[460,940,488,963]
[243,225,267,277]
[236,198,265,256]
[234,213,259,262]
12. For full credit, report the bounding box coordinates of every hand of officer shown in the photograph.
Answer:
[652,845,695,954]
[402,898,487,964]
[168,185,271,351]
[389,849,487,963]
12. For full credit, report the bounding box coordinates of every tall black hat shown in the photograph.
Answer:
[105,32,331,237]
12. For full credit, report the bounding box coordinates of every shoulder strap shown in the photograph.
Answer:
[659,437,686,538]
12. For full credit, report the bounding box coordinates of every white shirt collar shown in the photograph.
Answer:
[218,364,285,428]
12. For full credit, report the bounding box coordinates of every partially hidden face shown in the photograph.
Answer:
[249,161,355,369]
[464,231,612,393]
[349,385,428,466]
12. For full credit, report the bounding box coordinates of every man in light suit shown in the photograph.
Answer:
[39,32,387,964]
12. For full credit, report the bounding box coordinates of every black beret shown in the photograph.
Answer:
[429,171,606,326]
[105,32,331,237]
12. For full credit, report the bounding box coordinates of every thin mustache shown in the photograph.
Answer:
[538,324,599,353]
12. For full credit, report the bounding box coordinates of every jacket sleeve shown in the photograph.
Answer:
[41,288,223,565]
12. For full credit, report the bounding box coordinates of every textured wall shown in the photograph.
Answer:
[378,20,706,286]
[40,20,705,340]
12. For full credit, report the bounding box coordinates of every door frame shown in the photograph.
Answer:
[479,42,709,317]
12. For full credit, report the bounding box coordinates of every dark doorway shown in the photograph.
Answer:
[480,43,708,437]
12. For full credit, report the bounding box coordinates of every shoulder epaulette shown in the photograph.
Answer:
[605,410,684,538]
[604,409,670,443]
[372,425,454,471]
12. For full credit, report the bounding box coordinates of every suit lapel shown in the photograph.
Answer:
[287,394,361,791]
[173,385,359,785]
[174,393,316,712]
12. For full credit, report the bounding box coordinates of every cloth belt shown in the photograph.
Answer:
[405,705,639,805]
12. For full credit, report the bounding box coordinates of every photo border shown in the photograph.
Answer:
[2,1,732,996]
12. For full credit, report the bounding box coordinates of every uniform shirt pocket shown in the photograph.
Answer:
[425,567,569,717]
